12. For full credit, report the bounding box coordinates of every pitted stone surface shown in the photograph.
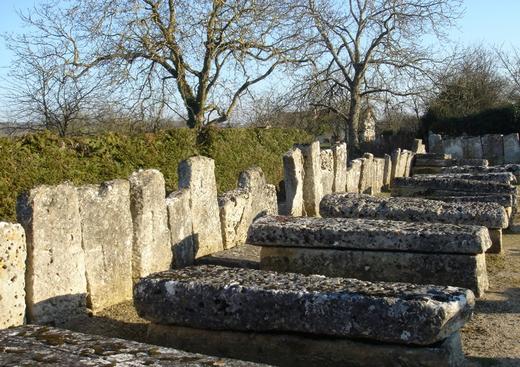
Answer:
[404,151,414,177]
[373,158,385,194]
[166,189,195,268]
[346,159,362,193]
[383,154,392,188]
[415,153,452,160]
[320,193,508,229]
[179,156,223,257]
[78,180,133,313]
[359,154,373,194]
[283,147,304,216]
[218,189,252,249]
[17,183,87,324]
[455,159,488,167]
[428,194,514,209]
[419,172,516,185]
[332,143,347,192]
[320,149,334,195]
[248,215,491,254]
[134,265,474,345]
[299,142,322,216]
[441,164,520,182]
[0,325,265,366]
[392,176,516,195]
[261,247,488,297]
[414,158,455,167]
[130,169,171,281]
[0,222,26,328]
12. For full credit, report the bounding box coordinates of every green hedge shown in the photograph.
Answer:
[421,104,520,137]
[0,128,311,222]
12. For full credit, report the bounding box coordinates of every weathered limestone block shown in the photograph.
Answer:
[0,222,26,329]
[372,158,385,194]
[248,215,491,254]
[421,172,516,185]
[148,324,465,367]
[320,149,334,196]
[383,154,392,189]
[443,137,464,159]
[346,159,362,193]
[414,153,452,160]
[283,147,304,216]
[134,265,474,346]
[129,169,171,281]
[455,159,488,167]
[178,157,223,257]
[428,133,443,153]
[0,325,264,367]
[399,150,411,177]
[392,176,517,200]
[17,183,87,324]
[390,148,401,180]
[462,137,483,159]
[218,189,252,250]
[481,134,504,165]
[332,142,347,192]
[441,164,520,183]
[260,247,488,297]
[404,151,414,177]
[503,133,520,164]
[320,193,509,229]
[299,142,322,216]
[166,189,194,268]
[414,158,455,167]
[428,195,513,210]
[412,139,427,154]
[78,180,133,313]
[238,166,278,217]
[359,153,373,194]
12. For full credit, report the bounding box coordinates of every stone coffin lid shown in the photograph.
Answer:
[441,164,520,181]
[431,195,513,208]
[419,172,516,185]
[320,193,509,229]
[134,265,475,346]
[247,215,491,254]
[392,176,516,195]
[414,153,452,160]
[0,325,266,366]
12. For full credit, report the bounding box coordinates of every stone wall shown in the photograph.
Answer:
[429,132,520,165]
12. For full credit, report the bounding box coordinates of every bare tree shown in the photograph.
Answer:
[17,0,310,130]
[2,32,108,137]
[302,0,462,149]
[496,46,520,100]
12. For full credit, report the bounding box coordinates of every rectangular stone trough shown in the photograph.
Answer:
[0,325,263,366]
[320,193,508,253]
[135,265,472,366]
[441,164,520,183]
[248,215,490,296]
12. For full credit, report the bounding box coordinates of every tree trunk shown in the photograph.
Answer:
[347,92,362,151]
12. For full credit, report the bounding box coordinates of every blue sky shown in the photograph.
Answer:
[1,0,520,86]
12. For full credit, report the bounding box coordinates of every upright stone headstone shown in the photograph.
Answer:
[373,158,386,194]
[346,159,362,193]
[218,189,252,250]
[443,138,464,160]
[299,142,322,216]
[481,134,504,165]
[283,147,305,216]
[238,166,278,217]
[166,189,194,268]
[412,139,426,154]
[78,180,133,313]
[17,183,87,324]
[405,151,414,177]
[391,148,401,180]
[0,222,26,329]
[359,154,374,194]
[320,149,334,196]
[462,137,483,159]
[332,143,347,192]
[428,133,443,153]
[398,150,410,178]
[129,169,171,281]
[179,156,223,257]
[383,154,392,189]
[503,133,520,164]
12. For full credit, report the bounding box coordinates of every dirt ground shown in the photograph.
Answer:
[62,233,520,366]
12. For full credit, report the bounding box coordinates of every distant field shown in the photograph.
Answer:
[0,128,311,222]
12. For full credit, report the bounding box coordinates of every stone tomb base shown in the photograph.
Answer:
[260,247,488,297]
[488,228,503,253]
[147,323,465,367]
